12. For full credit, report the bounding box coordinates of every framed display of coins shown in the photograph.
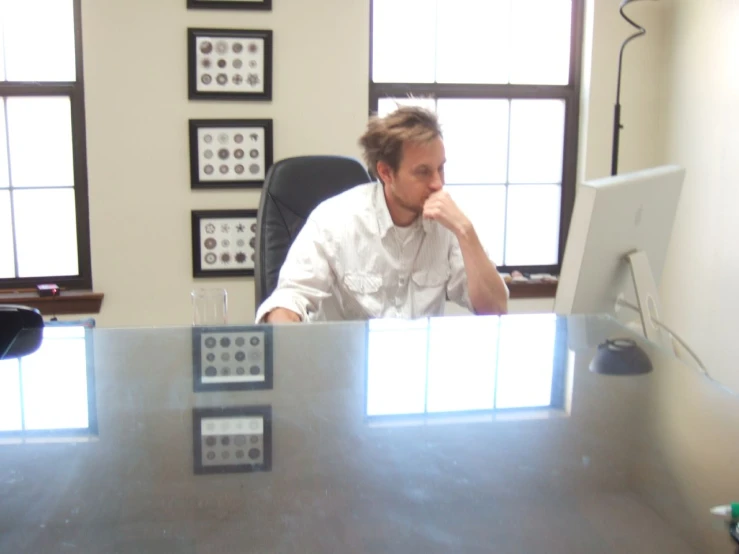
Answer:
[191,209,258,277]
[189,119,273,188]
[192,325,273,391]
[187,0,272,11]
[193,406,272,475]
[188,28,273,101]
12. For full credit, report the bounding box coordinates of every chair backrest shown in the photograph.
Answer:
[254,155,372,307]
[0,305,44,359]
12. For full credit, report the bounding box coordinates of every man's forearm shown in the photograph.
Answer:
[255,290,309,324]
[265,307,301,323]
[254,215,335,324]
[456,224,508,315]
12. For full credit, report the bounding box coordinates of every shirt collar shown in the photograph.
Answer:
[373,181,433,237]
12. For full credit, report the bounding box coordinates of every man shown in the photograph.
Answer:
[256,106,509,323]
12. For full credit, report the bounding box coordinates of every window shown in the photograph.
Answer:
[0,0,92,290]
[370,0,584,274]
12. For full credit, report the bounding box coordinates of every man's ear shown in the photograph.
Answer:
[376,161,393,185]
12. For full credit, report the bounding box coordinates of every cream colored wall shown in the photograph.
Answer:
[80,0,667,326]
[579,0,668,182]
[660,0,739,392]
[81,0,370,327]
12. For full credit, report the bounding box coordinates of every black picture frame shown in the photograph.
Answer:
[191,209,258,278]
[189,119,273,189]
[188,28,273,101]
[193,405,272,475]
[192,325,274,392]
[187,0,272,11]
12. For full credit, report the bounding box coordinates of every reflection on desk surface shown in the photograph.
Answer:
[0,314,737,553]
[366,315,567,421]
[0,325,97,442]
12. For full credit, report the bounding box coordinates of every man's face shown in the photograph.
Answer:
[379,137,446,215]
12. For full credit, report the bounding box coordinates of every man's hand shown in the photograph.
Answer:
[265,307,301,324]
[425,190,508,315]
[423,190,472,238]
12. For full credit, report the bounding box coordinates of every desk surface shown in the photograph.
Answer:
[1,314,738,553]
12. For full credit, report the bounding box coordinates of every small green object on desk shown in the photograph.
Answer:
[710,503,739,519]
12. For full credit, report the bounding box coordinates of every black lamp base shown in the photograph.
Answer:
[589,338,653,375]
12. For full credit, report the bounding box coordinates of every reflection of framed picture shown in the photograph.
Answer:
[188,28,273,101]
[191,209,258,278]
[193,406,272,475]
[189,119,273,189]
[187,0,272,11]
[192,325,273,392]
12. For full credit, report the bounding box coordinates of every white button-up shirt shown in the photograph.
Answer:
[256,182,500,322]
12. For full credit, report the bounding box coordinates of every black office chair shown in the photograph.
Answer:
[254,155,373,308]
[0,305,44,359]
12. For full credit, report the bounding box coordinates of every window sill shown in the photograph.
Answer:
[0,284,550,315]
[0,290,104,316]
[508,280,557,299]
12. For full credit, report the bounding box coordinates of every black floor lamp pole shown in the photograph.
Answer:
[612,2,650,176]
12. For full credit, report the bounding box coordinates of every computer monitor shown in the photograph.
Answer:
[554,165,686,348]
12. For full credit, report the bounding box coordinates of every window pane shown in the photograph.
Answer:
[496,314,556,408]
[447,185,506,265]
[505,185,560,266]
[427,317,498,413]
[0,191,14,278]
[2,0,76,82]
[14,188,79,278]
[0,99,8,188]
[377,96,436,118]
[438,99,509,185]
[366,320,428,416]
[508,99,565,184]
[510,0,571,85]
[7,97,74,188]
[22,326,89,431]
[0,359,22,432]
[436,0,510,84]
[372,0,436,83]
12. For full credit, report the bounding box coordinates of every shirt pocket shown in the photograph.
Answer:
[411,267,450,317]
[342,272,384,318]
[411,268,449,289]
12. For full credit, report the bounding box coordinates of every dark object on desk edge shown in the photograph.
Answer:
[730,521,739,545]
[589,338,653,375]
[0,304,44,360]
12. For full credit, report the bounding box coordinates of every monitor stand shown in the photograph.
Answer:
[613,250,711,379]
[625,250,672,349]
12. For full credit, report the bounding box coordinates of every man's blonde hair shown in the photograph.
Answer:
[358,105,442,182]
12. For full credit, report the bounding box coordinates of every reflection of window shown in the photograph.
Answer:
[366,315,566,420]
[0,325,97,441]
